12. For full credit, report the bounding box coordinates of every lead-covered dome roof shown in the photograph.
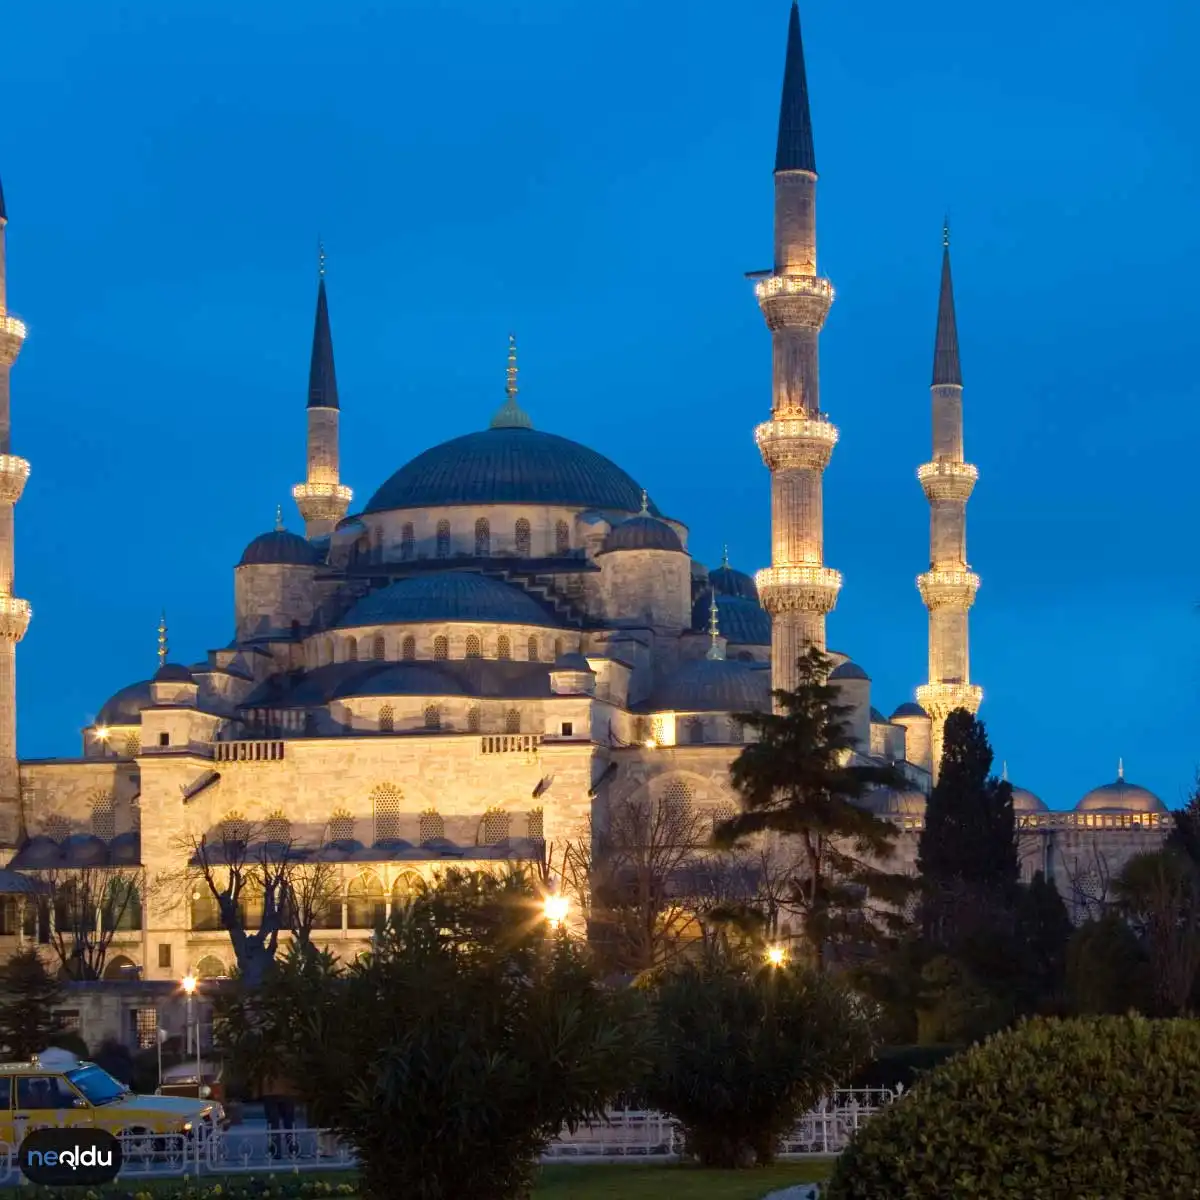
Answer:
[709,563,758,601]
[647,658,770,713]
[1011,786,1048,813]
[1076,776,1166,814]
[364,427,660,515]
[239,529,322,567]
[691,592,771,645]
[337,571,562,629]
[601,515,683,554]
[97,680,153,725]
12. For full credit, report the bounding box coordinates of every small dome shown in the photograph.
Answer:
[553,652,593,672]
[869,706,887,724]
[869,789,927,818]
[691,592,771,646]
[830,660,869,681]
[601,515,683,554]
[1076,777,1166,814]
[110,831,141,866]
[238,529,322,567]
[96,680,153,726]
[648,658,770,713]
[154,662,193,683]
[690,559,710,581]
[333,663,467,699]
[709,563,758,601]
[11,836,63,868]
[338,571,562,629]
[1010,786,1048,813]
[63,834,109,867]
[891,702,929,720]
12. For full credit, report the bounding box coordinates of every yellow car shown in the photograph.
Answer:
[0,1050,226,1152]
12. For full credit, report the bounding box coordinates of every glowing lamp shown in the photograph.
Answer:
[543,894,569,926]
[766,945,787,968]
[181,974,197,995]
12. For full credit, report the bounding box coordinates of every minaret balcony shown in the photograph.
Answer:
[0,455,30,505]
[292,481,353,523]
[917,568,980,611]
[756,564,842,615]
[915,681,983,720]
[0,595,32,642]
[755,416,839,472]
[0,314,27,367]
[918,461,978,503]
[755,274,834,332]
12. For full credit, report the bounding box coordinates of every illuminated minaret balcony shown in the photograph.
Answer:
[916,681,983,722]
[756,564,842,617]
[918,460,977,503]
[0,596,31,642]
[755,415,839,472]
[0,314,26,366]
[917,568,980,611]
[755,273,835,332]
[292,480,353,525]
[0,455,29,504]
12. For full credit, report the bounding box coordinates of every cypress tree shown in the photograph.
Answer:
[0,948,65,1060]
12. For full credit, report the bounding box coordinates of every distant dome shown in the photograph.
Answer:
[63,833,109,867]
[648,658,770,713]
[869,707,887,724]
[364,427,659,515]
[553,652,593,671]
[239,529,322,567]
[333,663,467,699]
[871,789,927,818]
[891,702,929,720]
[830,660,869,681]
[154,662,193,683]
[691,592,771,645]
[1010,786,1048,813]
[1076,776,1166,814]
[709,563,758,601]
[601,515,683,554]
[338,571,562,629]
[97,680,153,726]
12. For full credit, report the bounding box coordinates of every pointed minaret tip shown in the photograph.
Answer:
[157,611,168,670]
[932,224,963,387]
[775,2,817,174]
[0,170,7,222]
[639,488,649,515]
[1001,760,1008,782]
[706,590,724,660]
[308,248,339,410]
[275,504,284,532]
[1118,757,1124,780]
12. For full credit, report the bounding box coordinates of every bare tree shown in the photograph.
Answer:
[1064,847,1115,924]
[34,866,145,981]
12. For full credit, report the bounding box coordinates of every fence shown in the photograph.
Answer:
[0,1088,898,1183]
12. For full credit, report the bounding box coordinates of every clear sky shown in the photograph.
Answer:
[2,0,1197,808]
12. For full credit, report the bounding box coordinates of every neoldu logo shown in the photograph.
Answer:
[19,1128,123,1186]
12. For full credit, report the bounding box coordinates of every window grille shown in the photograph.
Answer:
[372,635,386,660]
[329,809,355,842]
[515,519,531,556]
[504,708,521,733]
[433,637,449,661]
[555,520,570,555]
[497,635,511,660]
[436,520,451,558]
[474,518,490,556]
[90,791,116,842]
[424,705,441,730]
[402,636,416,660]
[379,704,394,732]
[467,706,482,733]
[372,784,402,841]
[418,810,444,843]
[481,808,511,843]
[465,634,482,659]
[527,637,539,661]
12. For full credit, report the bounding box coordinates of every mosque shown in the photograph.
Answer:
[0,4,1172,979]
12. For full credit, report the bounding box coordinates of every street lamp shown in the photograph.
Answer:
[543,893,569,928]
[766,944,787,968]
[181,974,201,1089]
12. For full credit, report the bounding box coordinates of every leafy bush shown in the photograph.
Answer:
[44,1030,89,1059]
[91,1037,135,1084]
[643,951,876,1167]
[849,1043,960,1091]
[827,1015,1200,1199]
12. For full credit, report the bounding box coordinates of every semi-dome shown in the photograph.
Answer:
[96,680,153,726]
[364,426,660,515]
[552,652,593,671]
[601,515,683,554]
[709,563,758,601]
[691,592,771,645]
[1076,775,1166,814]
[239,528,322,567]
[154,662,193,683]
[872,789,927,818]
[1010,786,1048,813]
[648,658,770,713]
[337,571,562,629]
[891,702,929,720]
[333,663,467,699]
[830,660,869,681]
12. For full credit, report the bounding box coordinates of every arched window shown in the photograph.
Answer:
[555,520,570,555]
[474,518,490,557]
[465,634,482,659]
[504,708,521,733]
[401,523,415,560]
[481,807,511,843]
[402,635,416,661]
[90,791,115,842]
[220,811,251,848]
[123,733,140,758]
[688,718,705,745]
[372,635,386,661]
[467,706,482,733]
[329,809,355,843]
[102,954,137,980]
[379,704,394,733]
[347,874,386,929]
[661,780,693,824]
[264,810,290,845]
[424,705,441,730]
[528,807,544,843]
[324,638,335,664]
[418,809,445,844]
[392,872,422,907]
[101,880,141,933]
[359,636,374,661]
[345,639,358,662]
[496,634,511,660]
[191,889,221,932]
[372,783,402,842]
[44,814,69,842]
[527,636,539,661]
[195,954,227,981]
[355,535,370,559]
[436,520,451,558]
[515,518,531,557]
[433,636,449,661]
[553,638,564,660]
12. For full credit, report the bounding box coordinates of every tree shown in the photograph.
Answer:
[643,944,877,1167]
[0,949,65,1059]
[34,866,144,981]
[1013,870,1073,1015]
[1064,913,1153,1016]
[218,868,644,1200]
[1167,775,1200,869]
[717,648,910,971]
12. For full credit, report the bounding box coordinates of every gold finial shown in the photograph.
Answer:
[318,238,326,278]
[706,590,725,661]
[490,332,533,429]
[1118,757,1124,780]
[639,489,649,515]
[157,611,168,669]
[721,543,730,569]
[275,504,284,532]
[506,333,518,401]
[942,217,950,249]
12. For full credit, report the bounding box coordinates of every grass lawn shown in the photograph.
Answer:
[534,1160,835,1198]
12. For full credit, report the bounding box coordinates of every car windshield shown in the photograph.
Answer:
[66,1065,128,1105]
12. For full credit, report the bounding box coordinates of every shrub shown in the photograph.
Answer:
[849,1043,960,1091]
[44,1030,89,1059]
[826,1015,1200,1199]
[643,951,876,1168]
[91,1037,135,1084]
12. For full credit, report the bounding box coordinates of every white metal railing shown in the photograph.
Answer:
[214,740,287,762]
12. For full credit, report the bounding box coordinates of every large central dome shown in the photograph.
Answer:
[364,427,659,515]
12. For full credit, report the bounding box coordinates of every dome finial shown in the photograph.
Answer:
[318,237,326,279]
[1002,760,1008,782]
[490,333,533,429]
[943,215,950,249]
[721,543,730,569]
[706,591,724,661]
[275,504,284,532]
[1118,756,1124,780]
[157,611,168,670]
[639,489,649,515]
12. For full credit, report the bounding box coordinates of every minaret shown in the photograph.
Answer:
[0,171,32,845]
[292,244,351,538]
[753,2,841,694]
[915,224,981,779]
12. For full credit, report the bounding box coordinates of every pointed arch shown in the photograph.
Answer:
[400,522,414,560]
[372,634,386,660]
[347,872,385,929]
[418,809,445,844]
[555,520,570,555]
[433,636,449,661]
[475,518,491,556]
[436,520,451,558]
[465,634,482,659]
[496,634,511,660]
[402,635,416,661]
[514,518,531,557]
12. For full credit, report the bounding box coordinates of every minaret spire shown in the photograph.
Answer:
[753,3,841,694]
[157,611,168,670]
[292,244,352,538]
[0,170,32,845]
[706,591,724,661]
[916,225,981,780]
[490,333,533,430]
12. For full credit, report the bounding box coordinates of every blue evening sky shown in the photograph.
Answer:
[2,0,1196,807]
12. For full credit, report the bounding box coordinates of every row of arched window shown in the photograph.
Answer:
[374,704,521,734]
[315,632,566,667]
[394,518,572,560]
